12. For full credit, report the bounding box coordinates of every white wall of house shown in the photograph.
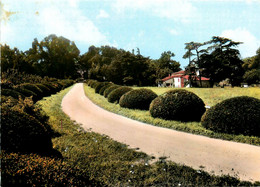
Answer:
[174,77,181,87]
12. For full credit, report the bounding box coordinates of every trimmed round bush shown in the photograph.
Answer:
[1,107,53,154]
[92,81,100,89]
[1,89,25,100]
[17,84,43,99]
[107,86,133,103]
[149,89,206,122]
[99,83,113,95]
[119,88,158,110]
[201,96,260,137]
[104,85,120,98]
[58,79,74,89]
[42,83,58,94]
[35,84,51,96]
[95,82,110,94]
[14,87,37,98]
[88,80,97,87]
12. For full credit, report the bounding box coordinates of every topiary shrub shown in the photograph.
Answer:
[104,85,120,98]
[14,87,37,99]
[1,89,25,100]
[42,83,57,94]
[95,82,110,94]
[1,107,53,154]
[149,89,206,122]
[58,79,74,89]
[201,96,260,137]
[119,88,158,110]
[107,86,133,103]
[92,81,101,89]
[17,83,43,101]
[99,83,113,95]
[35,84,51,96]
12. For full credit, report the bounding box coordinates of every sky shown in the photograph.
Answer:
[1,0,260,68]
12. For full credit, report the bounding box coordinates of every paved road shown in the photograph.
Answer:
[62,83,260,182]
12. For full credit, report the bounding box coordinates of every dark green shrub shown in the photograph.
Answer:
[92,81,100,89]
[88,80,98,88]
[119,88,158,110]
[95,82,110,94]
[99,83,113,95]
[104,85,120,98]
[1,82,14,89]
[42,83,57,94]
[35,84,51,96]
[14,87,37,99]
[1,107,53,154]
[201,96,260,137]
[108,87,133,103]
[149,89,206,122]
[58,79,74,89]
[17,83,43,100]
[1,89,25,100]
[52,81,63,90]
[1,152,96,186]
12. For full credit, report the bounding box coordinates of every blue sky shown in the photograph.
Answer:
[1,0,260,68]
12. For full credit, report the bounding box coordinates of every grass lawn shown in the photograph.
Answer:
[134,86,260,106]
[36,85,258,186]
[84,84,260,146]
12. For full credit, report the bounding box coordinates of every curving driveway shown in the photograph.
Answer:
[62,83,260,182]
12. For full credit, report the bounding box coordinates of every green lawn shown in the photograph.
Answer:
[134,86,260,106]
[36,85,258,186]
[84,84,260,146]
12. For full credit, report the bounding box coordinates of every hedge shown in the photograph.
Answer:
[149,89,206,122]
[201,96,260,136]
[107,87,133,103]
[119,88,158,110]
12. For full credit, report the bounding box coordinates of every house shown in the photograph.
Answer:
[161,70,210,88]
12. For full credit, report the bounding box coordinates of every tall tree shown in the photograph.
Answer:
[183,42,207,87]
[243,47,260,85]
[157,51,181,71]
[26,34,80,79]
[199,36,244,86]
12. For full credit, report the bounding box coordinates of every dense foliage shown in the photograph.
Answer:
[103,85,120,98]
[94,82,110,93]
[119,88,158,110]
[242,48,260,85]
[1,106,53,155]
[184,37,248,87]
[107,86,133,103]
[149,89,206,121]
[201,96,260,136]
[1,151,95,186]
[99,83,113,95]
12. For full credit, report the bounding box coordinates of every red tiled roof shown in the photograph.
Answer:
[162,71,210,81]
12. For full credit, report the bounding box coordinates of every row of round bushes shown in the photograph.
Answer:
[1,79,74,102]
[86,80,260,137]
[1,79,75,155]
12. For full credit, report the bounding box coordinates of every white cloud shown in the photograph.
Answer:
[221,28,260,58]
[97,9,110,19]
[169,29,179,36]
[38,7,108,45]
[1,0,109,51]
[113,0,198,23]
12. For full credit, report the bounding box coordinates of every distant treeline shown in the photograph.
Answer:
[1,34,260,86]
